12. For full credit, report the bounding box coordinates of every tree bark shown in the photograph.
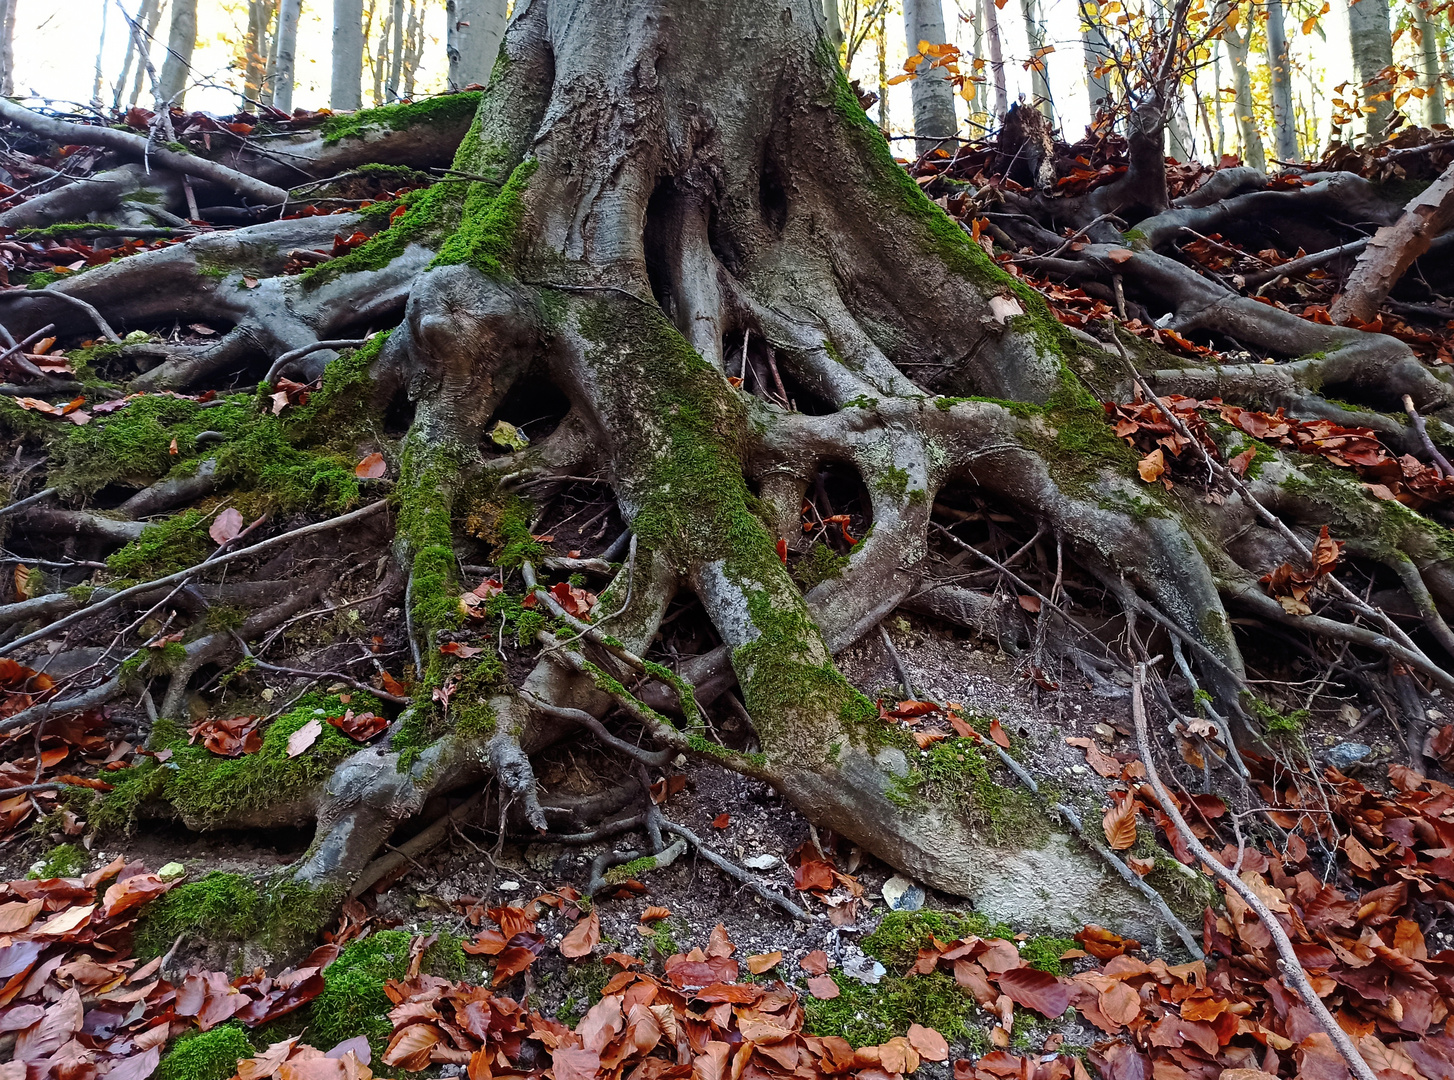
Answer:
[0,0,13,97]
[1348,0,1395,141]
[982,0,1008,123]
[823,0,844,53]
[1330,159,1454,324]
[446,0,508,90]
[1222,19,1265,171]
[272,0,304,114]
[90,0,111,109]
[1082,3,1112,116]
[1416,2,1447,128]
[331,0,365,109]
[1265,0,1297,160]
[159,0,200,107]
[386,0,405,100]
[1019,0,1054,123]
[903,0,959,155]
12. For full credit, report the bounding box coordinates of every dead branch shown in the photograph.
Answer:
[1130,663,1377,1080]
[0,98,290,206]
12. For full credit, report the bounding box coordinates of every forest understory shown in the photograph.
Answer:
[7,0,1454,1076]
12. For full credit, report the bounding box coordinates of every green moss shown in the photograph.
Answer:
[863,910,1012,967]
[310,930,469,1059]
[893,736,1049,845]
[320,91,481,143]
[134,871,336,958]
[29,842,88,879]
[1247,695,1308,736]
[803,970,986,1050]
[157,1024,256,1080]
[16,222,124,240]
[604,854,665,884]
[96,693,376,831]
[108,511,212,579]
[1020,935,1077,974]
[558,959,611,1027]
[844,395,880,410]
[396,434,468,635]
[433,159,538,277]
[791,543,850,590]
[875,466,909,499]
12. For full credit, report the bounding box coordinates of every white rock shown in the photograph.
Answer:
[498,880,521,892]
[743,854,779,871]
[841,950,887,984]
[881,874,925,911]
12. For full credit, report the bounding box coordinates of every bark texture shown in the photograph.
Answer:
[158,0,199,107]
[1348,0,1395,140]
[1265,0,1296,161]
[271,0,304,114]
[903,0,959,154]
[446,0,509,89]
[331,0,366,110]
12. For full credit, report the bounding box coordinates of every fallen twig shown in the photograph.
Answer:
[660,820,813,922]
[1402,394,1454,478]
[1130,663,1377,1080]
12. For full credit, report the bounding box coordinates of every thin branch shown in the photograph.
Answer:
[1130,663,1376,1080]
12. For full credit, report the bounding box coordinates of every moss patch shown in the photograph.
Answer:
[29,842,88,879]
[319,91,481,144]
[157,1024,255,1080]
[134,871,336,958]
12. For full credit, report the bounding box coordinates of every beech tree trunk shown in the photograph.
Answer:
[1222,20,1265,171]
[16,0,1454,944]
[0,0,13,98]
[1348,0,1395,141]
[446,0,508,90]
[272,0,304,114]
[903,0,959,155]
[982,0,1008,123]
[332,0,365,110]
[1019,0,1054,123]
[1416,2,1447,128]
[823,0,844,52]
[386,0,405,99]
[159,0,199,107]
[1082,8,1112,116]
[1265,0,1297,161]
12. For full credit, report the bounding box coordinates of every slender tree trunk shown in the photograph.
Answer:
[159,0,199,107]
[402,0,422,98]
[1167,87,1195,161]
[91,0,111,110]
[1211,42,1225,158]
[331,0,365,110]
[982,0,1008,123]
[386,0,405,100]
[371,8,389,105]
[1018,0,1053,123]
[0,0,13,99]
[121,0,167,110]
[263,0,284,107]
[1082,2,1112,117]
[903,0,959,155]
[446,0,508,90]
[1265,0,1297,159]
[1348,0,1395,141]
[272,0,303,114]
[1222,19,1265,170]
[876,5,887,130]
[824,0,844,53]
[1416,3,1447,127]
[245,1,268,105]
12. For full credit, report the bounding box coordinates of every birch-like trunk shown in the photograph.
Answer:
[446,0,509,90]
[331,0,365,110]
[0,0,13,98]
[1265,0,1297,160]
[903,0,960,155]
[272,0,304,114]
[91,0,111,110]
[1348,0,1395,141]
[1019,0,1054,122]
[824,0,844,52]
[1416,3,1447,127]
[1222,20,1265,171]
[1082,4,1112,116]
[983,0,1008,123]
[159,0,200,107]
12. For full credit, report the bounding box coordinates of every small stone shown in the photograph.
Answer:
[881,875,924,912]
[1338,703,1361,726]
[1092,723,1115,740]
[1325,742,1373,771]
[498,880,521,892]
[743,854,779,871]
[157,862,186,882]
[840,950,887,984]
[1070,764,1087,775]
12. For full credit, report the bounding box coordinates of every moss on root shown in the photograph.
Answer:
[319,91,481,144]
[133,871,338,958]
[95,693,376,832]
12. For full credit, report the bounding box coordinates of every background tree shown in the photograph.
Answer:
[0,0,13,97]
[331,0,365,110]
[1019,0,1054,120]
[114,0,165,111]
[1265,0,1297,159]
[1414,0,1447,127]
[446,0,508,90]
[159,0,200,106]
[1348,0,1395,139]
[1221,10,1266,169]
[903,0,960,152]
[268,0,304,113]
